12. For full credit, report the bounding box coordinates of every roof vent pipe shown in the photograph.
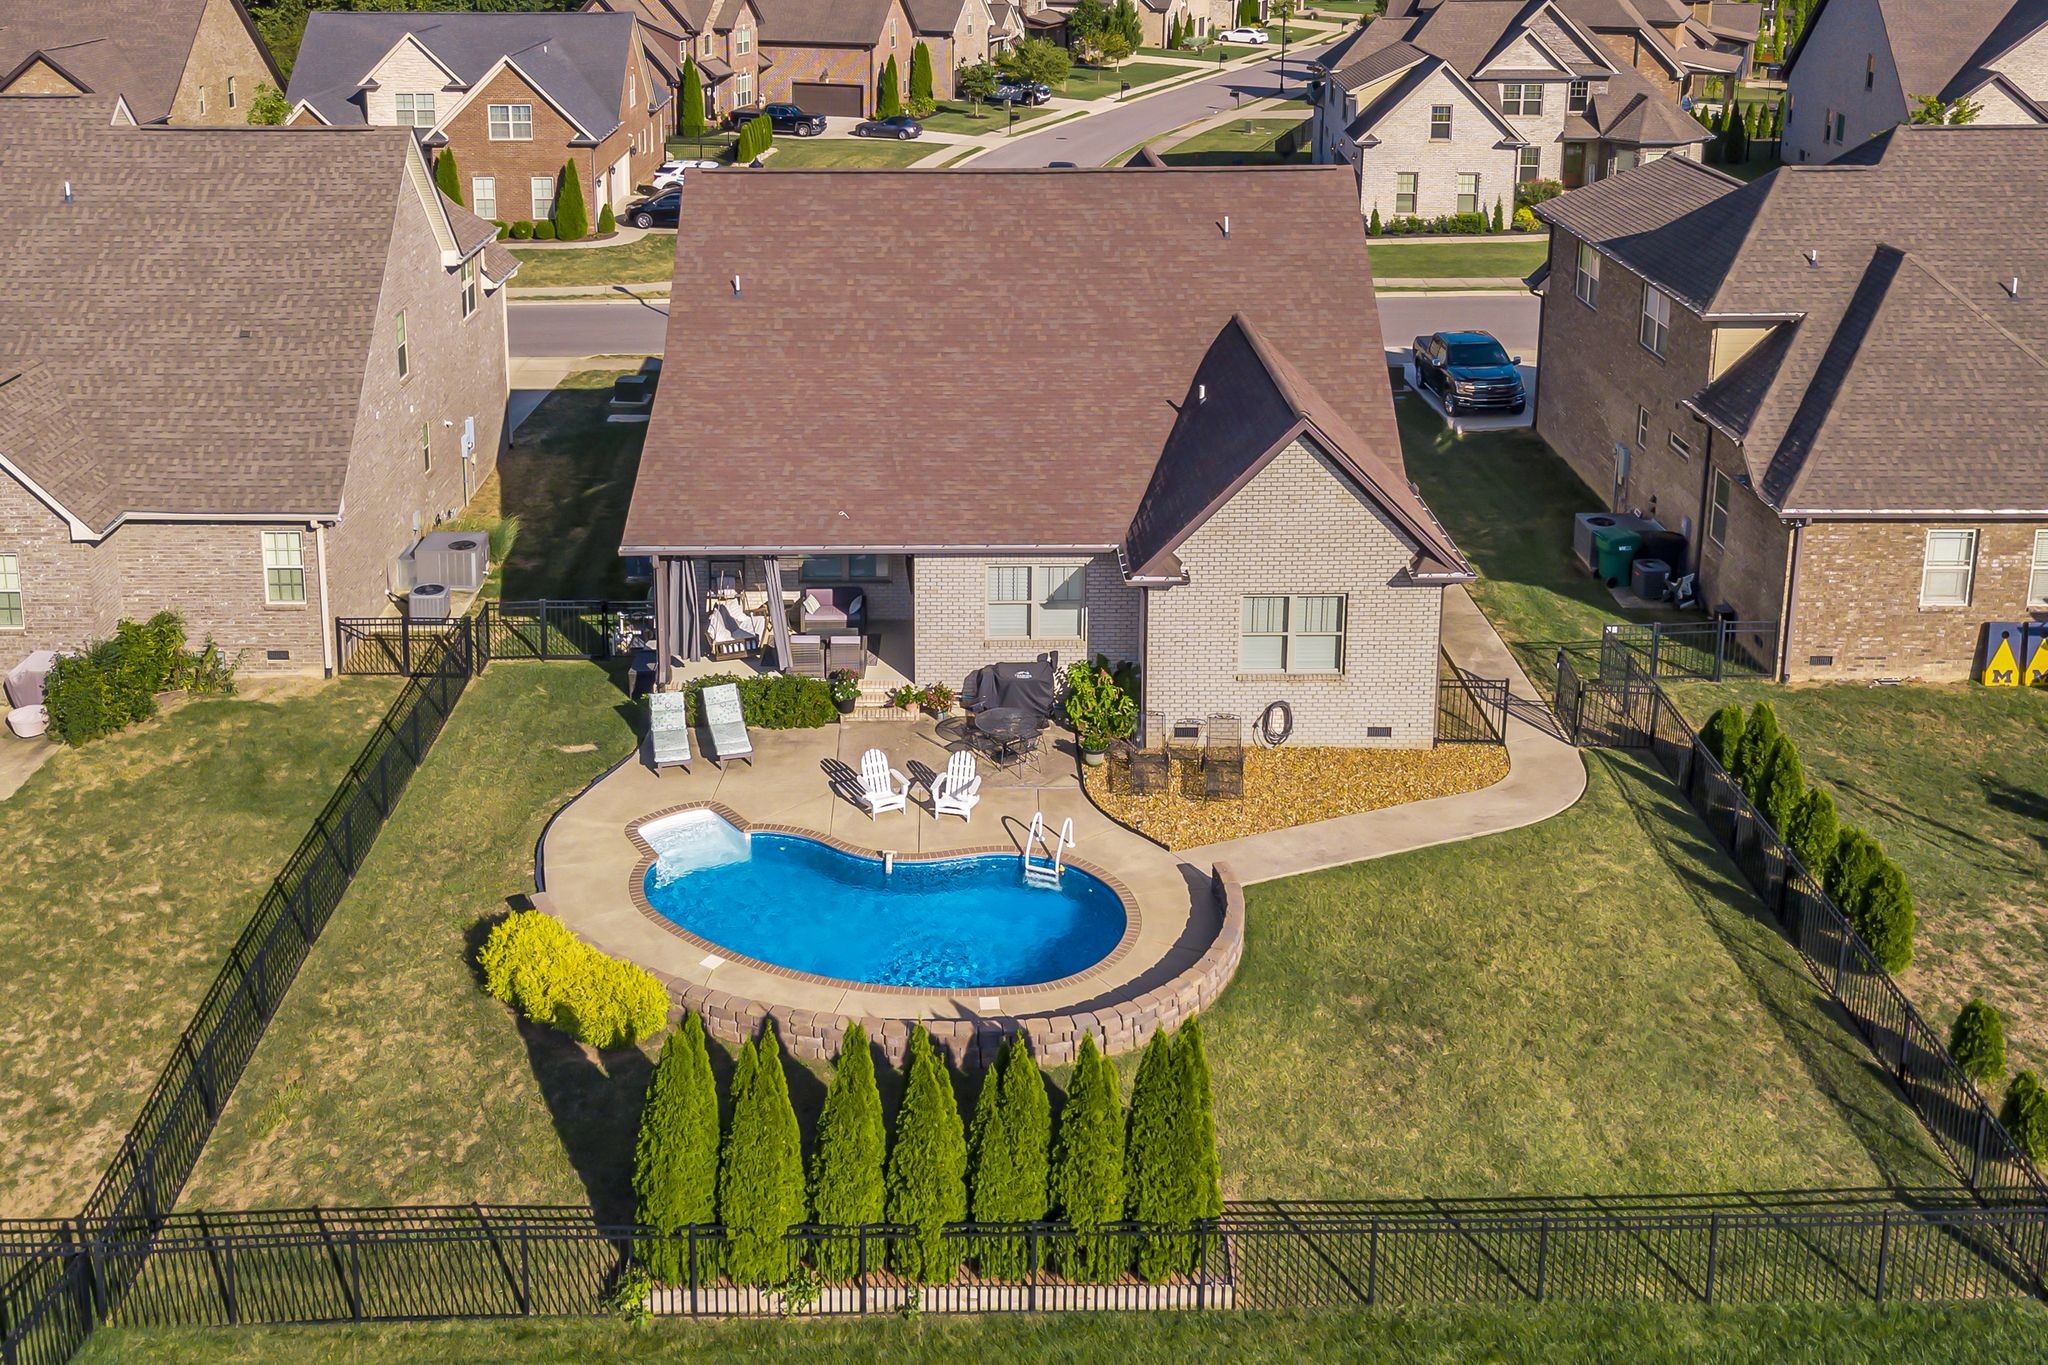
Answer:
[1804,248,1818,267]
[62,181,73,205]
[1222,215,1231,238]
[2005,276,2020,299]
[1196,383,1207,404]
[731,274,741,297]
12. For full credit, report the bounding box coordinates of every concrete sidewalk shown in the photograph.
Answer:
[1174,588,1586,882]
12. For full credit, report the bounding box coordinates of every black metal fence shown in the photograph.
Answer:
[1598,619,1778,683]
[1551,651,2048,1279]
[1436,668,1509,745]
[337,601,647,676]
[1,626,478,1365]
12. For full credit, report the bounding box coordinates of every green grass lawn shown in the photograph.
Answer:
[0,677,399,1217]
[450,370,646,601]
[1157,116,1311,166]
[1669,680,2048,1078]
[1369,237,1550,279]
[509,233,677,289]
[1057,61,1189,101]
[72,1302,2048,1363]
[757,138,934,168]
[917,99,1055,135]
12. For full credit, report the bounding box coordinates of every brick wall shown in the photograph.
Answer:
[0,477,115,671]
[1144,438,1444,748]
[2,61,85,96]
[763,46,882,114]
[435,60,666,225]
[169,0,276,125]
[111,520,328,668]
[1350,66,1521,220]
[911,552,1140,692]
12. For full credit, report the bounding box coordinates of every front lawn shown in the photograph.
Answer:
[0,677,399,1217]
[918,99,1056,134]
[757,138,934,169]
[1369,237,1549,279]
[1157,116,1311,166]
[508,233,676,289]
[1056,61,1189,101]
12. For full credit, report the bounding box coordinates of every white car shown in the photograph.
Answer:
[649,158,720,191]
[1220,27,1270,43]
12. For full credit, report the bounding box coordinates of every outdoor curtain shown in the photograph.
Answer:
[675,557,702,663]
[763,556,794,674]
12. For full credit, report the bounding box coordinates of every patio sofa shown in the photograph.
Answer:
[798,585,866,632]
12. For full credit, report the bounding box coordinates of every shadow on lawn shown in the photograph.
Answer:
[492,378,647,601]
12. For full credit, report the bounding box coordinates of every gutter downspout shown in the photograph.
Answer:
[1693,425,1717,576]
[1776,519,1804,682]
[315,518,336,677]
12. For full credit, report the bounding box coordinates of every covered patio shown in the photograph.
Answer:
[644,553,912,694]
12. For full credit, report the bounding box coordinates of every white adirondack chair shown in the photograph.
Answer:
[930,749,982,821]
[859,748,910,818]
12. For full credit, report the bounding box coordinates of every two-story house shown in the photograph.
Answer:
[0,0,279,125]
[1529,126,2048,682]
[1313,0,1710,221]
[752,0,925,115]
[1558,0,1762,105]
[0,95,517,677]
[589,0,768,120]
[285,11,673,224]
[907,0,1001,78]
[1780,0,2048,163]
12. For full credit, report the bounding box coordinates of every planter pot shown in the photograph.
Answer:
[1080,747,1108,768]
[834,696,857,715]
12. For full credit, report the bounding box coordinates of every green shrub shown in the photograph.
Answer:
[681,57,706,140]
[1176,1017,1221,1232]
[1514,178,1564,207]
[43,611,193,745]
[1053,1034,1124,1282]
[1759,733,1805,834]
[1125,1028,1188,1281]
[1848,857,1915,973]
[1063,660,1136,752]
[553,161,589,241]
[2002,1071,2048,1160]
[1513,205,1539,232]
[634,1012,720,1284]
[488,515,520,564]
[510,221,534,240]
[42,657,119,746]
[677,672,834,728]
[1950,1000,2007,1085]
[810,1022,886,1280]
[1699,703,1744,774]
[1735,702,1781,802]
[597,203,616,235]
[1786,786,1839,878]
[737,113,773,162]
[877,55,904,119]
[718,1022,806,1285]
[494,220,510,240]
[1489,196,1505,232]
[1238,0,1259,22]
[533,220,557,241]
[967,1036,1050,1279]
[886,1025,967,1283]
[477,910,667,1050]
[1826,826,1883,906]
[910,41,934,108]
[434,146,463,206]
[1367,206,1382,235]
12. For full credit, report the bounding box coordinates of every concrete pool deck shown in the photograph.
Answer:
[536,716,1241,1066]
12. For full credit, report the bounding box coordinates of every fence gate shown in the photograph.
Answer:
[1553,650,1654,748]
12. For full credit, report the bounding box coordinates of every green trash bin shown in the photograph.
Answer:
[1591,525,1643,587]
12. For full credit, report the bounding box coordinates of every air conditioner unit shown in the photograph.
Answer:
[387,548,418,597]
[1573,512,1620,571]
[409,583,452,621]
[411,531,490,593]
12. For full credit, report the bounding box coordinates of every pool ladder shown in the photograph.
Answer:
[1023,812,1073,889]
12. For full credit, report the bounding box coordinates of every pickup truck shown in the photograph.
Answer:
[729,102,826,136]
[1411,330,1526,416]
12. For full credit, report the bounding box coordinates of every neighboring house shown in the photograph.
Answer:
[1529,127,2048,682]
[1557,0,1762,104]
[622,166,1473,747]
[0,95,517,677]
[988,2,1026,53]
[1779,0,2048,163]
[1313,0,1711,221]
[285,11,673,222]
[752,0,927,115]
[0,0,279,125]
[588,0,767,120]
[907,0,996,77]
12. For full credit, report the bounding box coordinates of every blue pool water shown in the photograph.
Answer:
[641,810,1125,989]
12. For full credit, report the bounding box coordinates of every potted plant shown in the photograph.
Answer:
[828,669,860,715]
[921,682,957,717]
[888,682,923,715]
[1062,661,1135,767]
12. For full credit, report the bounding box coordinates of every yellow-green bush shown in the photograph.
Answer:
[479,911,668,1050]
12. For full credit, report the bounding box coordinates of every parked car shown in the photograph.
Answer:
[624,190,681,230]
[649,158,719,191]
[1219,27,1271,42]
[730,102,827,136]
[1411,330,1526,415]
[854,114,923,139]
[992,79,1051,106]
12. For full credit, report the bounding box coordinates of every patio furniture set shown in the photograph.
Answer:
[646,682,754,775]
[1115,711,1244,800]
[704,576,871,679]
[857,747,982,822]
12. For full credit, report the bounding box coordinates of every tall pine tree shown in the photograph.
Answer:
[877,55,904,118]
[552,160,589,241]
[717,1023,805,1285]
[909,41,935,111]
[433,147,463,207]
[1125,1028,1188,1281]
[681,56,706,140]
[1176,1017,1221,1234]
[633,1013,720,1285]
[810,1022,886,1280]
[885,1025,967,1282]
[1051,1034,1125,1282]
[967,1036,1051,1278]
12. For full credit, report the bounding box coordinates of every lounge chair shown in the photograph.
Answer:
[859,748,910,818]
[931,749,982,821]
[647,691,693,774]
[699,682,754,769]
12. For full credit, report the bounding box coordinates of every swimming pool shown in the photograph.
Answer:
[638,810,1127,990]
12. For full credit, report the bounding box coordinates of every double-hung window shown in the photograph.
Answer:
[1394,171,1417,215]
[1456,172,1480,214]
[801,554,884,581]
[1574,241,1600,307]
[394,310,409,380]
[227,77,237,110]
[1429,104,1452,139]
[2029,530,2048,607]
[531,176,556,221]
[488,103,533,140]
[460,256,479,318]
[735,71,754,106]
[1517,146,1541,182]
[0,554,20,629]
[1241,595,1344,672]
[420,422,434,473]
[471,176,497,219]
[262,531,306,605]
[1636,406,1650,448]
[736,24,753,53]
[395,92,435,127]
[1568,78,1589,111]
[987,564,1086,639]
[1639,284,1671,357]
[1919,529,1977,607]
[1708,471,1732,547]
[1500,82,1543,115]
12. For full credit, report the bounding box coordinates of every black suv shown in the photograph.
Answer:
[730,102,826,136]
[1411,330,1526,415]
[623,189,680,230]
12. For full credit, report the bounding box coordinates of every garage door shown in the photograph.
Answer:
[792,81,863,118]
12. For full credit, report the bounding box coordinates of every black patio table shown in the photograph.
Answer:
[973,706,1031,766]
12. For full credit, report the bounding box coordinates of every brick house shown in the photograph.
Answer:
[1779,0,2048,164]
[285,11,673,223]
[907,0,997,79]
[622,166,1472,747]
[1529,127,2048,682]
[1312,0,1711,221]
[0,0,279,125]
[1557,0,1762,104]
[753,0,925,115]
[0,96,517,677]
[588,0,768,121]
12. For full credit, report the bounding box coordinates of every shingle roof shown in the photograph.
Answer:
[0,98,436,529]
[752,0,897,46]
[0,0,275,123]
[905,0,971,31]
[1533,154,1747,308]
[623,166,1464,587]
[287,11,645,138]
[1785,0,2048,101]
[1333,39,1430,91]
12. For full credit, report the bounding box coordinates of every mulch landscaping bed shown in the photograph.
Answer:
[1082,745,1508,849]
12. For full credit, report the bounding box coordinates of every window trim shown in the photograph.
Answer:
[395,91,436,127]
[1517,145,1541,182]
[1708,471,1731,547]
[0,552,22,630]
[1636,406,1650,448]
[227,76,237,110]
[2029,530,2048,608]
[471,176,496,220]
[488,102,534,141]
[800,554,886,582]
[394,309,409,381]
[1567,78,1589,112]
[985,562,1088,640]
[1500,82,1543,116]
[261,530,308,607]
[1240,594,1346,674]
[1918,528,1978,608]
[1574,241,1600,308]
[530,175,556,222]
[421,422,434,473]
[1456,171,1480,215]
[1639,283,1672,358]
[1394,171,1418,216]
[1428,104,1452,140]
[1667,431,1692,461]
[460,256,479,319]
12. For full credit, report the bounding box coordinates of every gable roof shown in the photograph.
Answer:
[623,166,1466,587]
[286,11,646,138]
[0,0,277,123]
[905,0,972,33]
[1785,0,2048,102]
[0,97,482,533]
[751,0,899,46]
[1347,55,1527,144]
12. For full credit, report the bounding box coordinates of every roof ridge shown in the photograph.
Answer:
[1890,243,2048,373]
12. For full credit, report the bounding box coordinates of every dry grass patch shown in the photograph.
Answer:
[1082,744,1508,849]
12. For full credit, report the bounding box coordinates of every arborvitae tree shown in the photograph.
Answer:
[1768,102,1784,153]
[1850,857,1915,973]
[1786,785,1839,878]
[1175,1017,1222,1268]
[1238,0,1260,24]
[1168,12,1182,46]
[552,161,589,241]
[885,1025,967,1282]
[717,1023,805,1286]
[1051,1033,1125,1282]
[968,1037,1051,1278]
[1368,205,1383,236]
[1125,1028,1188,1281]
[681,57,706,140]
[1951,1000,2008,1085]
[2003,1072,2048,1161]
[434,147,463,207]
[633,1012,720,1285]
[1736,702,1781,801]
[1490,196,1506,232]
[597,202,616,236]
[810,1022,886,1280]
[1111,0,1144,47]
[1759,733,1805,834]
[909,40,935,107]
[1700,703,1744,775]
[877,55,904,118]
[737,113,773,162]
